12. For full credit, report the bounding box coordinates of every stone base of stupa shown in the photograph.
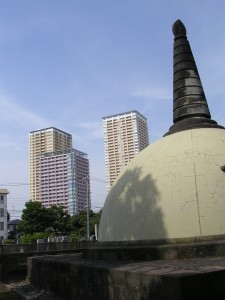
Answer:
[27,239,225,300]
[83,236,225,261]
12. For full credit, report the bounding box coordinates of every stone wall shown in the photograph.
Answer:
[0,249,81,283]
[28,253,225,300]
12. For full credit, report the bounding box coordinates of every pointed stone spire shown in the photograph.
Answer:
[164,20,224,136]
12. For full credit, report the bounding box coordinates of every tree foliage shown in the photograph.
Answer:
[18,201,52,234]
[7,211,10,222]
[69,209,102,236]
[18,201,102,241]
[47,205,71,235]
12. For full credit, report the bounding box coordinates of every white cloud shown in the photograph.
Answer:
[131,86,171,100]
[0,134,21,149]
[0,90,50,128]
[77,121,103,140]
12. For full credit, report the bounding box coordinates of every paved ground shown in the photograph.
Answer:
[0,284,21,299]
[0,281,62,300]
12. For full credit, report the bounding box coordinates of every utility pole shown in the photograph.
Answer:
[85,176,90,240]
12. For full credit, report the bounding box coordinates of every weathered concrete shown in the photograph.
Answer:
[0,241,96,283]
[0,249,81,283]
[28,253,225,300]
[83,239,225,261]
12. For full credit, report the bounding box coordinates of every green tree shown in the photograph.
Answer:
[18,201,102,240]
[69,209,102,237]
[48,205,71,235]
[90,209,102,235]
[69,210,88,236]
[18,201,53,234]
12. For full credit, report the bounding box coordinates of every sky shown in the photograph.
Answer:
[0,0,225,219]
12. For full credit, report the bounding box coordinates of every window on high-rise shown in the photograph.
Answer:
[0,222,4,231]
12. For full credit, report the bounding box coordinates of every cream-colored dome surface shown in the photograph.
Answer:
[99,128,225,241]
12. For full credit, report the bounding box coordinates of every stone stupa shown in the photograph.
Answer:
[28,21,225,300]
[99,19,225,242]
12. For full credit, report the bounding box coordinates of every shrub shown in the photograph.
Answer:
[69,231,82,241]
[3,239,15,244]
[19,232,55,244]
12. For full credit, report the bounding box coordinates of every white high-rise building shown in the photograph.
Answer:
[103,110,149,190]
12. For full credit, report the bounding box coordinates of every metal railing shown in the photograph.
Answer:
[0,240,96,254]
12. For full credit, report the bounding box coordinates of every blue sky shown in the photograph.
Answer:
[0,0,225,218]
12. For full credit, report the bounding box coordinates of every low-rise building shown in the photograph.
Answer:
[8,218,21,240]
[0,189,9,241]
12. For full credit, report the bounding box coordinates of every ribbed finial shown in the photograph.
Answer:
[164,20,224,136]
[172,19,186,37]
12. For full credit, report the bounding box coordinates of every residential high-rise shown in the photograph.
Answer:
[29,127,90,215]
[29,127,72,202]
[39,149,90,215]
[103,110,149,189]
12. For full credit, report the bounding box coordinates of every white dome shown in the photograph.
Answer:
[99,128,225,241]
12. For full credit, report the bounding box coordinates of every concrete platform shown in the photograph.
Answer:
[83,238,225,261]
[28,253,225,300]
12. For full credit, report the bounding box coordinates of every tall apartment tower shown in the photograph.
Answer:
[103,110,149,189]
[29,127,72,202]
[29,127,90,215]
[39,149,90,216]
